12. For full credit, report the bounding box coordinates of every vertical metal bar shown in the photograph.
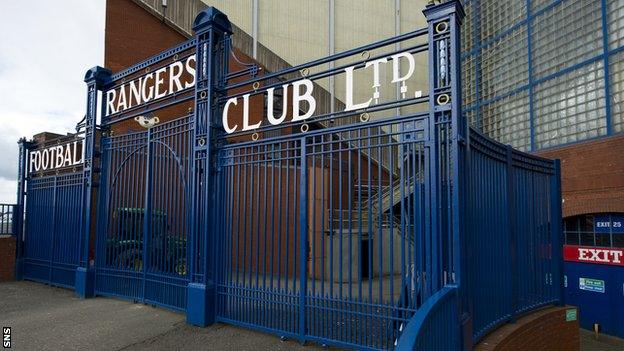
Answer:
[298,136,308,343]
[49,176,58,284]
[526,0,536,151]
[14,139,30,277]
[142,129,154,303]
[506,146,518,318]
[551,159,563,305]
[252,0,258,59]
[601,0,613,136]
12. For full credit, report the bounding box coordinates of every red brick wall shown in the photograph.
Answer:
[105,0,187,72]
[536,135,624,218]
[474,306,580,351]
[0,236,16,282]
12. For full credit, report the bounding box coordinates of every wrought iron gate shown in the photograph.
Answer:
[22,172,83,287]
[214,118,431,349]
[11,0,566,349]
[95,116,192,311]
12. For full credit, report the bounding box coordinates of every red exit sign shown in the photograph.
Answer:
[564,245,624,266]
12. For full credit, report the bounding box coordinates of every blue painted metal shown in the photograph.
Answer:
[526,0,536,151]
[463,128,562,343]
[13,1,566,350]
[564,261,624,338]
[601,0,613,136]
[77,67,112,297]
[13,138,30,280]
[395,286,460,351]
[94,116,193,311]
[186,6,233,327]
[22,172,84,288]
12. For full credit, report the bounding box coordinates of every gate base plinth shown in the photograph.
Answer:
[187,283,215,327]
[75,267,95,298]
[14,258,24,280]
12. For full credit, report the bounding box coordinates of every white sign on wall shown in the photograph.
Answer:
[28,140,84,174]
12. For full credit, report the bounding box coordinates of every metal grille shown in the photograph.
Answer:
[23,173,83,287]
[0,204,14,235]
[215,116,430,350]
[95,116,192,311]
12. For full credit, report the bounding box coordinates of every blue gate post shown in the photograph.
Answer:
[422,0,465,290]
[551,159,563,305]
[187,7,232,326]
[76,66,112,298]
[14,137,32,280]
[423,0,466,348]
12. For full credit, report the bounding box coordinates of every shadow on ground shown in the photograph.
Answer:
[0,281,331,351]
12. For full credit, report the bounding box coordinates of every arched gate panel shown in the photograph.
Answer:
[95,116,192,311]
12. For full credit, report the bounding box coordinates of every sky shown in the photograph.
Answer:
[0,0,105,203]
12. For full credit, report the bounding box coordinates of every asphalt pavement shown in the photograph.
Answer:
[0,281,326,351]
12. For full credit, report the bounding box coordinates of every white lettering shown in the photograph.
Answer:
[241,94,261,131]
[344,66,372,112]
[55,145,64,168]
[129,78,142,107]
[222,98,239,133]
[266,84,289,125]
[185,55,196,89]
[106,89,117,116]
[611,250,623,263]
[291,79,316,121]
[154,67,168,99]
[116,84,127,112]
[142,73,154,102]
[29,151,37,173]
[169,61,184,94]
[391,51,416,99]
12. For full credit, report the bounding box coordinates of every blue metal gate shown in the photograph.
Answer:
[214,118,431,349]
[6,0,561,350]
[196,1,462,348]
[94,116,192,311]
[22,172,84,287]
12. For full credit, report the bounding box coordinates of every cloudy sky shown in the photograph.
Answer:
[0,0,105,203]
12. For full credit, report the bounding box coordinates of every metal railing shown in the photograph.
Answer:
[0,204,15,236]
[395,286,460,351]
[461,127,563,343]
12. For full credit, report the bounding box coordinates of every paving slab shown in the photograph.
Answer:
[0,281,327,350]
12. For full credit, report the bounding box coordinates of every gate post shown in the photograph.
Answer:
[423,0,466,348]
[422,0,465,291]
[76,66,112,298]
[551,160,563,305]
[187,7,232,327]
[14,137,31,280]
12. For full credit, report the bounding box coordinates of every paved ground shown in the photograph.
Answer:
[580,329,624,351]
[3,280,624,350]
[0,281,326,351]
